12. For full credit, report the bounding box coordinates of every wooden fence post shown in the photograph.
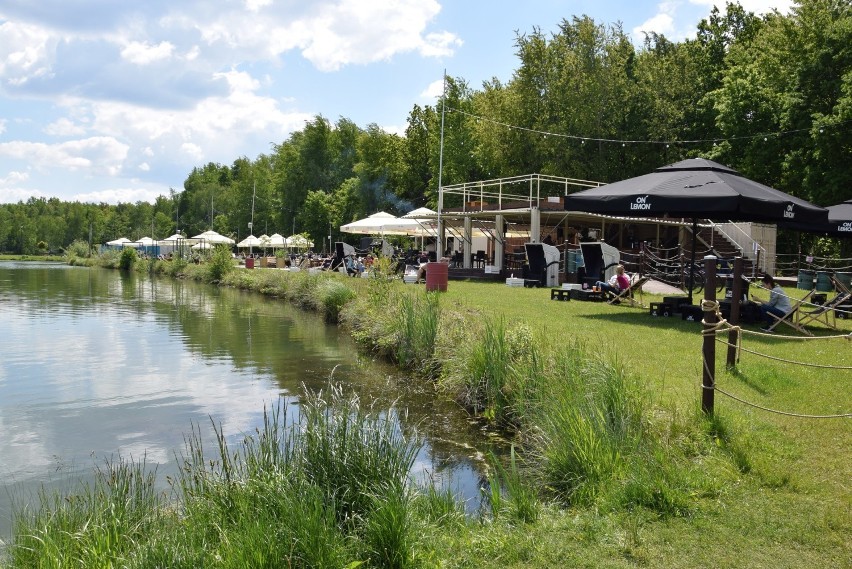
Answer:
[702,255,717,415]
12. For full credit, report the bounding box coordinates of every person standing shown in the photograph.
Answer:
[754,274,792,332]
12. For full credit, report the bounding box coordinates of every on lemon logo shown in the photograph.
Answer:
[783,204,795,219]
[630,195,651,211]
[839,221,852,232]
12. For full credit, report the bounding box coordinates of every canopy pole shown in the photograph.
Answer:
[688,218,698,304]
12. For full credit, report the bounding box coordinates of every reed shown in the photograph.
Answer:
[8,458,161,568]
[396,291,441,375]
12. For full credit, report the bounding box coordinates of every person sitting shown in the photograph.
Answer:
[754,274,792,332]
[595,264,630,299]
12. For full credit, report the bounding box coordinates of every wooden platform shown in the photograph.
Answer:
[447,268,505,282]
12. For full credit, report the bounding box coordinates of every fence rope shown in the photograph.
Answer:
[713,336,852,369]
[702,385,852,419]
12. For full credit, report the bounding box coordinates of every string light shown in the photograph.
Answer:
[449,106,849,147]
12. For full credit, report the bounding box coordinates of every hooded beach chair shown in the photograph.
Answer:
[765,290,816,335]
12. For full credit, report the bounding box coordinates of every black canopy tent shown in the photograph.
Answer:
[563,158,829,302]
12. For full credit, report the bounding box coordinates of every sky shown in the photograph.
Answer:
[0,0,794,205]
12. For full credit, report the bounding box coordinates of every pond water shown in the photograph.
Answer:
[0,262,497,539]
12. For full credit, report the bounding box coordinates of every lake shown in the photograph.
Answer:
[0,261,496,539]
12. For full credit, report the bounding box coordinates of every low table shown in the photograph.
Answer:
[571,289,607,302]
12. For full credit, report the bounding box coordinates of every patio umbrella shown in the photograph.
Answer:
[340,211,412,235]
[191,242,213,250]
[267,233,287,248]
[563,158,829,301]
[784,198,852,237]
[236,235,263,248]
[828,200,852,236]
[191,230,235,245]
[106,237,132,247]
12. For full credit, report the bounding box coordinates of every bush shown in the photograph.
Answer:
[206,244,235,281]
[64,239,93,259]
[119,247,138,270]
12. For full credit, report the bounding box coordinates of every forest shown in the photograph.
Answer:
[1,0,849,255]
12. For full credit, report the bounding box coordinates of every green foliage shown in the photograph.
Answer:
[64,238,93,259]
[9,458,161,567]
[315,278,357,323]
[395,291,441,375]
[206,244,235,281]
[119,246,138,270]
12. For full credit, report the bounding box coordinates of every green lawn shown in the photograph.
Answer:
[425,281,850,568]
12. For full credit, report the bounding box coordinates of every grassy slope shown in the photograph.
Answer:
[429,282,850,568]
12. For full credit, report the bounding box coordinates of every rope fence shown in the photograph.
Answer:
[699,296,851,419]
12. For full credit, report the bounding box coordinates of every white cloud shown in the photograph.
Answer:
[689,0,795,15]
[73,186,163,204]
[138,162,150,171]
[44,117,87,136]
[0,20,55,86]
[244,0,273,12]
[633,13,676,40]
[120,40,175,65]
[420,78,445,99]
[0,137,129,175]
[0,186,46,203]
[0,171,30,185]
[0,118,6,134]
[181,142,204,160]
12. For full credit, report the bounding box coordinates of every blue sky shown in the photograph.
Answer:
[0,0,793,204]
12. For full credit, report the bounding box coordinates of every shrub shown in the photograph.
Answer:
[64,239,93,259]
[206,244,235,281]
[314,278,356,323]
[119,247,138,270]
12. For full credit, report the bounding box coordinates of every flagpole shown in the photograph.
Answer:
[436,69,446,257]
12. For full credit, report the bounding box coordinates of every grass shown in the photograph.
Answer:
[8,256,850,568]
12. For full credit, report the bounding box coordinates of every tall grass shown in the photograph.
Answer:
[7,388,428,568]
[9,458,161,568]
[395,291,441,375]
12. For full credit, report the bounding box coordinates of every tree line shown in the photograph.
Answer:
[1,0,849,255]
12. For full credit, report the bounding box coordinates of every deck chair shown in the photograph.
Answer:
[796,277,852,331]
[765,290,816,335]
[608,275,650,307]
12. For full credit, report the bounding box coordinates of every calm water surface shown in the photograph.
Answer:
[0,262,496,539]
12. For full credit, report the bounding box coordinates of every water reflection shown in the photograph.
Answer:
[0,262,498,537]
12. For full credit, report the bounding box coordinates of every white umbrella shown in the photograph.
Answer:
[267,233,287,248]
[106,237,132,246]
[191,242,213,250]
[340,211,411,235]
[402,207,438,219]
[134,236,157,246]
[236,235,263,248]
[191,230,235,245]
[160,233,185,242]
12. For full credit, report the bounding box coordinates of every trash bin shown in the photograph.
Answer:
[425,262,448,292]
[815,271,833,292]
[796,269,814,290]
[245,257,254,269]
[835,272,852,291]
